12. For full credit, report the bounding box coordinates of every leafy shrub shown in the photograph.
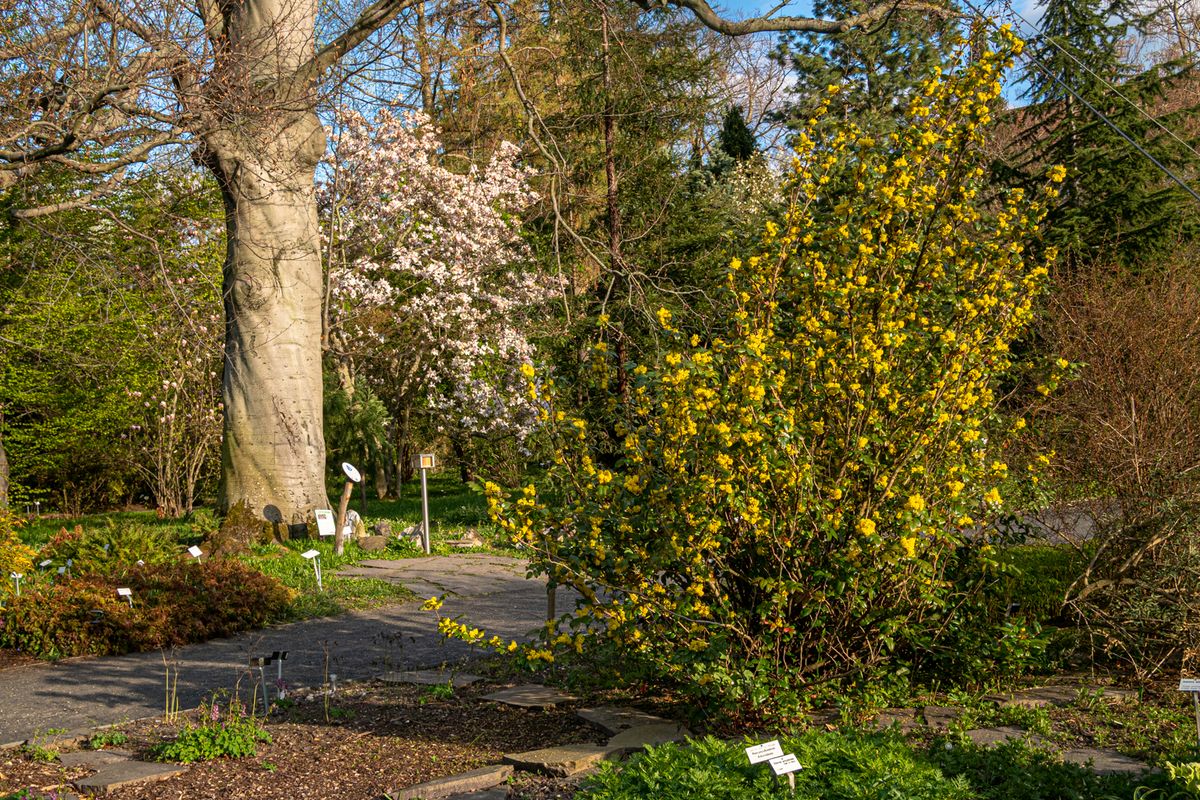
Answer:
[582,731,972,800]
[582,732,1188,800]
[0,508,35,582]
[39,519,178,575]
[0,560,293,658]
[480,28,1061,718]
[151,698,270,763]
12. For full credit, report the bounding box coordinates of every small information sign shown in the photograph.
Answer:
[315,509,336,537]
[769,753,803,776]
[745,740,784,764]
[1179,679,1200,692]
[418,453,436,470]
[301,549,320,559]
[187,545,203,559]
[116,587,132,597]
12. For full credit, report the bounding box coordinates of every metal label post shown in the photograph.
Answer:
[416,453,436,554]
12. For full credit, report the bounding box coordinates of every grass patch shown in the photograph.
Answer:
[239,538,412,621]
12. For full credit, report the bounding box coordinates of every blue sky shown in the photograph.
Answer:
[714,0,1048,103]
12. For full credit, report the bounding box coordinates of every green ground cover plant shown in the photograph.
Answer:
[150,698,271,763]
[581,732,1198,800]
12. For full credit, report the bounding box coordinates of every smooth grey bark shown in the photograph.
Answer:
[207,111,331,521]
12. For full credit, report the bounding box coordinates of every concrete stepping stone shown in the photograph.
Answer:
[1061,748,1151,775]
[578,706,673,735]
[503,743,613,777]
[389,764,513,799]
[483,685,577,709]
[381,670,483,688]
[963,727,1047,748]
[922,706,964,731]
[987,686,1136,709]
[58,749,133,769]
[872,708,920,734]
[73,760,187,793]
[606,723,689,755]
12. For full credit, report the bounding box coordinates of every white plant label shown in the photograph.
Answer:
[39,559,52,568]
[1179,679,1200,692]
[341,462,361,483]
[314,509,336,537]
[188,545,203,558]
[116,588,132,597]
[301,549,320,560]
[57,566,66,575]
[745,740,784,764]
[769,753,803,775]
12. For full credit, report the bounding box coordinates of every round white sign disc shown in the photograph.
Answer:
[342,462,362,483]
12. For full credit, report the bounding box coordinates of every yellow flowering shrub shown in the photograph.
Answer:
[0,509,35,590]
[484,27,1062,714]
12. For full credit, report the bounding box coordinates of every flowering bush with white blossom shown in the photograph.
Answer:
[321,109,556,450]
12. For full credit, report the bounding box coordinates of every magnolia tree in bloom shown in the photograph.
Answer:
[320,109,555,474]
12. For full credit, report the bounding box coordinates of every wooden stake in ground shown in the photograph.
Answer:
[335,462,362,555]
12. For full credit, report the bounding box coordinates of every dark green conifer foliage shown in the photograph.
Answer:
[1010,0,1200,270]
[775,0,957,134]
[718,106,757,162]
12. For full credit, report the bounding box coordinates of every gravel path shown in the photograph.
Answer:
[0,554,571,745]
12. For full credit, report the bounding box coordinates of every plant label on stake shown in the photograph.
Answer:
[187,545,203,561]
[1180,679,1200,743]
[314,509,335,537]
[335,463,361,556]
[272,651,289,698]
[39,559,52,569]
[117,587,133,607]
[301,550,323,591]
[769,753,803,793]
[745,740,784,764]
[9,573,22,597]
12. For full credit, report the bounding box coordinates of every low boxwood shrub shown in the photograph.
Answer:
[0,561,293,658]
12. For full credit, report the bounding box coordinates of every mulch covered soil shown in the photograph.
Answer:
[0,680,604,799]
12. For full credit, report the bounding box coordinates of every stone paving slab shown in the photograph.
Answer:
[988,686,1137,709]
[389,764,513,799]
[483,685,578,709]
[963,727,1048,748]
[73,760,187,793]
[872,709,920,733]
[381,670,483,687]
[58,748,133,768]
[1061,748,1151,775]
[922,706,964,731]
[606,723,689,755]
[577,706,673,735]
[503,744,613,777]
[446,790,509,800]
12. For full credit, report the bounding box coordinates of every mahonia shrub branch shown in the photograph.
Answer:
[477,26,1063,715]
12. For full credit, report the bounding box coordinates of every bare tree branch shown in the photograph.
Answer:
[298,0,424,82]
[662,0,958,35]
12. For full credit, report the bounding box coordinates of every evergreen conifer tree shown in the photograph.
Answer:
[1008,0,1199,269]
[718,105,757,162]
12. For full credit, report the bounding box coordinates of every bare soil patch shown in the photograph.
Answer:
[0,679,604,799]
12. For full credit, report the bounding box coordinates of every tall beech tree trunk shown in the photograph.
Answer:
[207,111,331,522]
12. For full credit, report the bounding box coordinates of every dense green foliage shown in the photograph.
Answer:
[150,699,271,763]
[1007,0,1199,269]
[581,732,1194,800]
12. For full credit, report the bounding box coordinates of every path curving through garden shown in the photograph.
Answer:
[0,554,571,745]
